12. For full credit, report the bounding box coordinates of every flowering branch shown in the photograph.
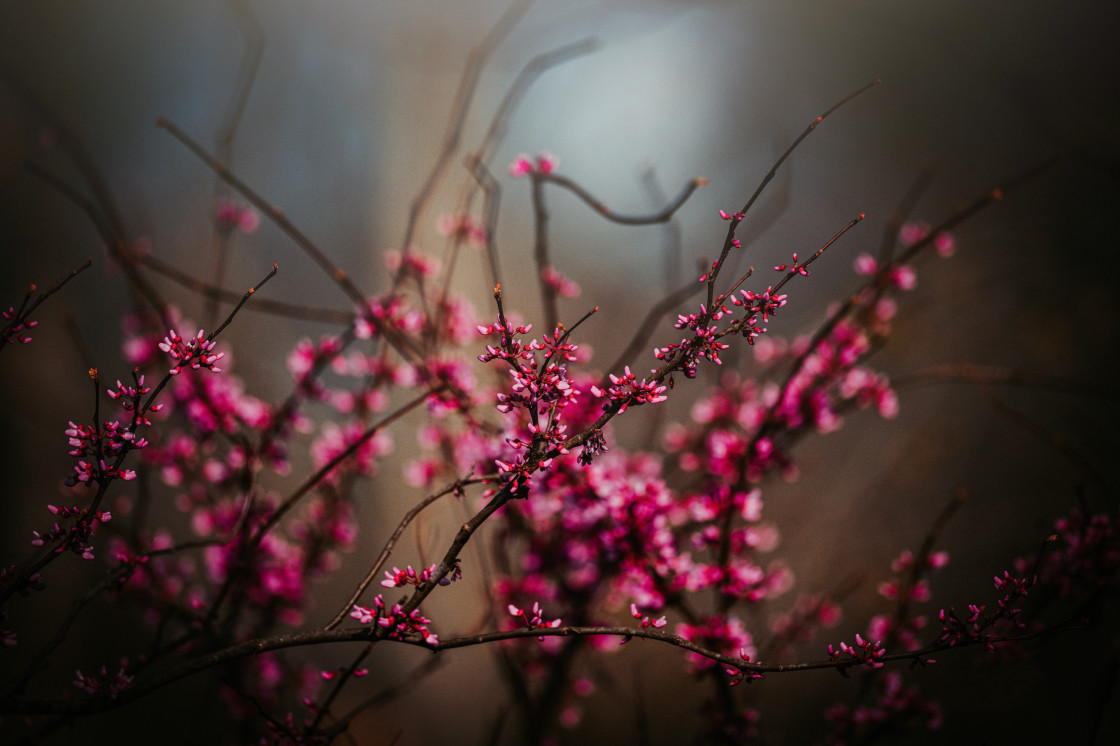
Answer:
[397,0,535,258]
[0,609,1084,719]
[3,4,1109,741]
[536,171,708,226]
[324,475,488,631]
[705,78,881,306]
[141,253,351,324]
[156,119,367,304]
[0,258,92,355]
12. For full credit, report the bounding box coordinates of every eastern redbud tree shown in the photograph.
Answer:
[1,3,1118,745]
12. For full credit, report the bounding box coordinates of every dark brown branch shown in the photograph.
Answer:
[324,476,490,631]
[763,156,1062,443]
[0,256,92,357]
[539,173,707,226]
[706,79,880,306]
[206,0,266,322]
[141,254,353,324]
[156,117,369,307]
[473,38,599,166]
[891,363,1116,399]
[23,160,169,318]
[0,616,1081,718]
[397,0,535,257]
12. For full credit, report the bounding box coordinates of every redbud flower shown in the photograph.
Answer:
[774,253,810,277]
[509,154,534,177]
[215,198,260,234]
[853,253,878,276]
[933,230,956,257]
[535,151,559,174]
[899,221,930,247]
[886,265,917,290]
[2,307,37,345]
[508,601,562,640]
[158,329,223,375]
[508,151,559,178]
[541,266,581,298]
[628,602,667,632]
[436,213,488,247]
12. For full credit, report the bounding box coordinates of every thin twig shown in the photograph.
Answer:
[891,363,1115,399]
[706,79,881,306]
[325,476,488,631]
[254,386,442,546]
[538,173,707,226]
[1,615,1082,718]
[156,118,369,307]
[0,258,92,356]
[206,0,266,321]
[606,279,703,374]
[397,0,536,260]
[141,254,352,323]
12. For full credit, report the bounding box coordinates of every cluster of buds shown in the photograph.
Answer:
[508,602,562,641]
[508,151,559,178]
[628,603,667,633]
[2,306,37,345]
[724,649,766,686]
[158,329,224,376]
[350,597,439,646]
[774,252,811,277]
[590,366,667,413]
[105,374,161,426]
[62,371,166,488]
[827,633,887,671]
[479,310,584,497]
[31,506,112,560]
[381,563,461,589]
[73,662,133,698]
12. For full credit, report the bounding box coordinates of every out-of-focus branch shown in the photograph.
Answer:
[539,172,707,226]
[397,0,536,260]
[156,118,369,307]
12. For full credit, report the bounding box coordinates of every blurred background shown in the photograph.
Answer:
[1,0,1118,743]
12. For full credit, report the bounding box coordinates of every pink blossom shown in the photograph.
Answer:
[508,151,559,178]
[886,265,917,290]
[541,266,581,298]
[933,230,956,257]
[436,213,488,247]
[853,252,878,276]
[898,221,930,247]
[215,198,260,234]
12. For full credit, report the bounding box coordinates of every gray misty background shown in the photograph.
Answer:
[1,1,1118,744]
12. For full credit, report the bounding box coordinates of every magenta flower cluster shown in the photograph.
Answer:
[158,328,224,375]
[351,597,439,646]
[2,53,1112,746]
[2,306,37,346]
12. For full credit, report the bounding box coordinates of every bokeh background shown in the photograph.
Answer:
[1,1,1118,743]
